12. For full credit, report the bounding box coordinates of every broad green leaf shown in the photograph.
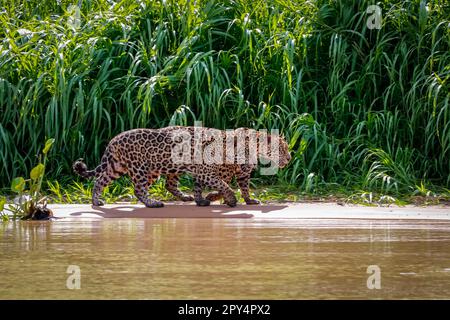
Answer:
[30,163,45,180]
[288,130,300,150]
[297,138,308,156]
[42,138,55,155]
[11,177,25,193]
[0,196,6,211]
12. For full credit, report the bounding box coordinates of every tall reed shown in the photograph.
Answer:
[0,0,449,194]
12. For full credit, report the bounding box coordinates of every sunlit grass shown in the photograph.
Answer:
[43,179,450,207]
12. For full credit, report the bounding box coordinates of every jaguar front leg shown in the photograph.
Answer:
[193,179,211,206]
[237,173,260,205]
[197,176,237,207]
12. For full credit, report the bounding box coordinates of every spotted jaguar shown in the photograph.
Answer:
[73,126,290,207]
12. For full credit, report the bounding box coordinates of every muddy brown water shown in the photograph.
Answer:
[1,218,450,299]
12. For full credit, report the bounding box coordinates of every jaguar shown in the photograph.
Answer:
[73,126,290,207]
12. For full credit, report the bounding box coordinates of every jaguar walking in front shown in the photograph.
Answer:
[73,126,291,208]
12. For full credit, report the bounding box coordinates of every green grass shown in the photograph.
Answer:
[0,0,449,201]
[43,178,450,206]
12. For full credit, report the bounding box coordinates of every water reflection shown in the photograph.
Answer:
[1,218,449,299]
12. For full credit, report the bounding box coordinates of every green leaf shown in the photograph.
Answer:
[11,177,26,193]
[0,196,6,211]
[30,163,45,180]
[298,113,315,127]
[42,138,55,155]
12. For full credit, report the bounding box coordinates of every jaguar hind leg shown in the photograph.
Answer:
[131,169,164,208]
[165,174,194,202]
[91,158,125,206]
[92,173,111,206]
[205,191,222,202]
[195,176,237,207]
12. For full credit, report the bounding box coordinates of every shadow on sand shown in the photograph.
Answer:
[69,203,289,219]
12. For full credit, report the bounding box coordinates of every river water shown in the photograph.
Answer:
[1,218,450,299]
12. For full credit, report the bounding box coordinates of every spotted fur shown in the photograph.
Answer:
[73,126,290,207]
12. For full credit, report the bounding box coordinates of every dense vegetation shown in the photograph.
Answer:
[0,0,449,201]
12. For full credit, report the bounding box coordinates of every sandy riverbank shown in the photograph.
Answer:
[47,202,450,220]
